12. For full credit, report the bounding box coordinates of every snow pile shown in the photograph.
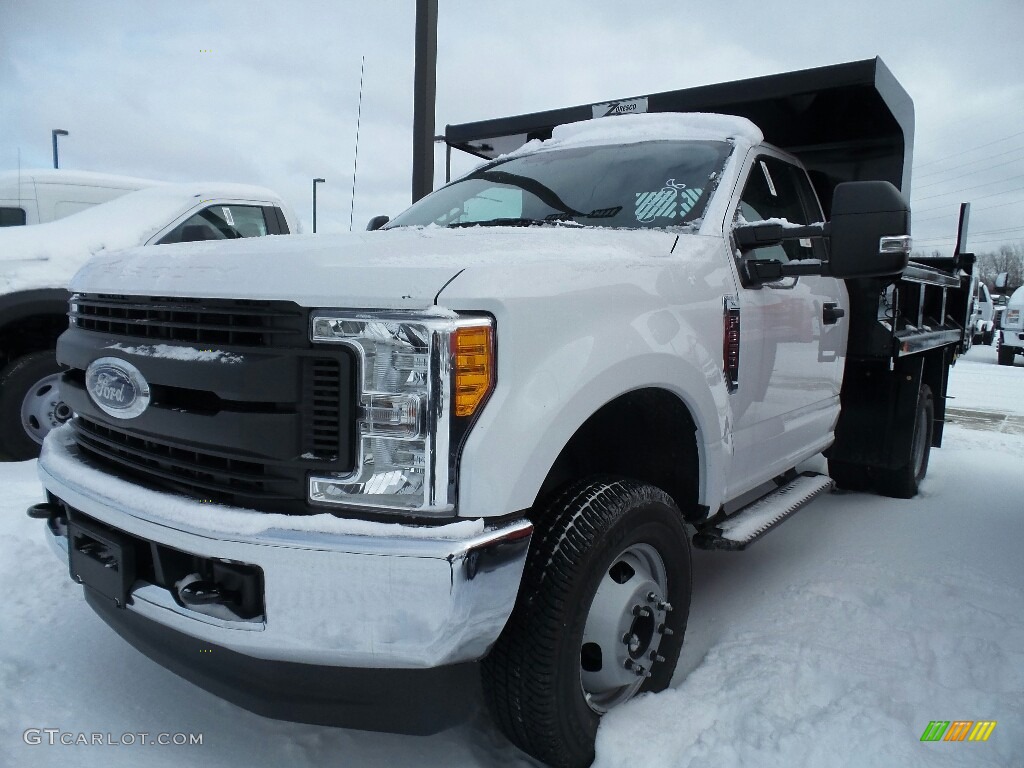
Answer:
[0,182,284,294]
[104,343,243,364]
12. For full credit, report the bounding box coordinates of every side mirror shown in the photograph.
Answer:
[733,221,827,285]
[366,215,390,231]
[995,272,1008,290]
[827,181,910,278]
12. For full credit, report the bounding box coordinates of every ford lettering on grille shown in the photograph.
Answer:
[85,358,151,419]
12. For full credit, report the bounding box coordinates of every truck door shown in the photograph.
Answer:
[725,154,846,496]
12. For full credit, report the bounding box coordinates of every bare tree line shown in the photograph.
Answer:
[913,241,1024,294]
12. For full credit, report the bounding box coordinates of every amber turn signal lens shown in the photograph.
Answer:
[453,326,494,417]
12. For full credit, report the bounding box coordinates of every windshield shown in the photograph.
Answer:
[387,140,732,230]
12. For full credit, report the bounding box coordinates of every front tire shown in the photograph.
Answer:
[0,350,69,460]
[998,345,1016,366]
[482,478,691,768]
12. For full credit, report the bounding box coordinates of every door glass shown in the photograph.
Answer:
[158,205,268,244]
[736,157,815,263]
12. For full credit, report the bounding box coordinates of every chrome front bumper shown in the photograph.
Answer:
[38,436,531,669]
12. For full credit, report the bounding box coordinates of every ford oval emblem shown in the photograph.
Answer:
[85,357,151,419]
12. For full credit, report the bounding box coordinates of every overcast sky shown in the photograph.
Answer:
[2,0,1022,253]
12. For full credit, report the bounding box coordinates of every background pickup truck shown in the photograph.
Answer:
[31,58,974,768]
[0,182,296,459]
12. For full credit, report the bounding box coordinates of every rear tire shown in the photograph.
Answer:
[876,384,933,499]
[482,478,691,768]
[0,350,67,461]
[998,345,1016,366]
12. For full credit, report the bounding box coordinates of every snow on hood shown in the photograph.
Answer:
[509,112,764,158]
[70,225,679,309]
[0,182,284,294]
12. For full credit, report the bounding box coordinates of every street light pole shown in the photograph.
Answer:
[51,129,69,169]
[312,178,326,233]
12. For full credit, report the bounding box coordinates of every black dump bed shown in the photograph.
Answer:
[445,57,914,215]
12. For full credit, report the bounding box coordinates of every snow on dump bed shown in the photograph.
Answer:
[39,424,484,541]
[510,112,764,157]
[0,182,283,294]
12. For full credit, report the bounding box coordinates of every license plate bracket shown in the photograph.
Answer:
[68,515,136,608]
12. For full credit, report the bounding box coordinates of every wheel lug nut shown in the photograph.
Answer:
[634,665,652,678]
[658,623,674,636]
[647,591,659,603]
[657,601,673,612]
[632,605,651,618]
[623,658,635,670]
[649,651,666,663]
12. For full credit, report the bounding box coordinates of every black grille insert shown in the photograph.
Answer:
[73,416,296,505]
[71,294,306,348]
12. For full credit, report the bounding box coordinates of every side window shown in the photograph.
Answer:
[158,205,269,244]
[0,206,27,227]
[736,157,819,263]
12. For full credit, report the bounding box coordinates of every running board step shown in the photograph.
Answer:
[693,472,834,551]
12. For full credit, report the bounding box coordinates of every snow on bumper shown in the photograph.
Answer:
[37,429,532,669]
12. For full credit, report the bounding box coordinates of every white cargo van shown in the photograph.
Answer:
[0,170,158,227]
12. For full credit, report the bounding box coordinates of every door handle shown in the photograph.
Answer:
[822,303,845,325]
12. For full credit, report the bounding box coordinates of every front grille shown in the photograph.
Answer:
[64,294,355,513]
[73,416,298,506]
[71,294,306,348]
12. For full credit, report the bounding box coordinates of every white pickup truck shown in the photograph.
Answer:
[31,60,974,768]
[998,286,1024,365]
[0,182,296,459]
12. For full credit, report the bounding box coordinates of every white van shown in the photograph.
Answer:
[0,169,158,227]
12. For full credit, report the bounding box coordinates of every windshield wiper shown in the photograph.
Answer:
[447,217,583,229]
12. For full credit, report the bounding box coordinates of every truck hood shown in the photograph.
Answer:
[69,226,681,309]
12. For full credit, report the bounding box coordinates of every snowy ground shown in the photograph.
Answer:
[1,344,1021,767]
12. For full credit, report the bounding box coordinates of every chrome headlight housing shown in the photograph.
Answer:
[309,311,494,517]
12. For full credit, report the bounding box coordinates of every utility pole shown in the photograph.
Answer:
[412,0,438,203]
[312,178,325,233]
[52,129,68,169]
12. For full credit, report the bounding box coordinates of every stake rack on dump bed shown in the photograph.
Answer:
[32,58,972,768]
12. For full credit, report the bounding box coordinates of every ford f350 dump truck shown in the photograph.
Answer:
[30,59,974,768]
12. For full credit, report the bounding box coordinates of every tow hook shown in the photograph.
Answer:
[26,502,62,520]
[175,573,239,610]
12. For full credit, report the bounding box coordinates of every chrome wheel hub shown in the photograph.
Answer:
[20,374,71,445]
[580,543,672,713]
